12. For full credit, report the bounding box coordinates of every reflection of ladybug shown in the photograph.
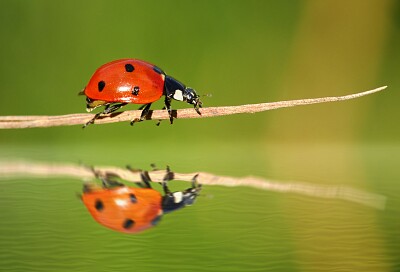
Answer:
[81,59,202,127]
[81,168,201,233]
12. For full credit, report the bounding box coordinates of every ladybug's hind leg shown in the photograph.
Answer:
[83,102,127,128]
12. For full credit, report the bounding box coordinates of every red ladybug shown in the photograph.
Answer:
[81,59,202,127]
[81,168,201,234]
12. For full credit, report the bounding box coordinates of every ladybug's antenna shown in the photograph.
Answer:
[201,93,212,98]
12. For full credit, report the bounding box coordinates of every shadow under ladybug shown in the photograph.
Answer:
[80,167,202,234]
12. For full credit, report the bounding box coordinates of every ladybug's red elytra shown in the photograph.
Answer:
[81,59,202,127]
[81,167,201,234]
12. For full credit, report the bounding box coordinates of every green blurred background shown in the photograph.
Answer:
[0,0,399,271]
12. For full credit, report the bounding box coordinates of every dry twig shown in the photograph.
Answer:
[0,86,387,129]
[0,160,386,210]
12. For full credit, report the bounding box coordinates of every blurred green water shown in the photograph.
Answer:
[1,0,400,271]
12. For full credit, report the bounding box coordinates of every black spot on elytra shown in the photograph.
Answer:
[95,199,104,212]
[129,193,137,203]
[123,218,135,229]
[153,66,164,75]
[125,64,135,72]
[98,81,105,92]
[132,86,140,96]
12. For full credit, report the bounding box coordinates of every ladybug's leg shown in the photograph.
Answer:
[140,170,153,189]
[162,166,175,194]
[126,166,152,188]
[155,106,166,126]
[83,112,102,128]
[130,103,152,125]
[137,104,147,110]
[99,172,124,188]
[88,166,124,188]
[103,103,128,114]
[150,163,159,171]
[139,103,152,121]
[83,102,127,128]
[194,102,202,115]
[164,97,174,124]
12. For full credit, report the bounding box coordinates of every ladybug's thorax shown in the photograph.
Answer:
[164,76,186,101]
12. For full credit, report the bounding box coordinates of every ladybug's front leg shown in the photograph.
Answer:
[164,97,174,124]
[148,98,174,126]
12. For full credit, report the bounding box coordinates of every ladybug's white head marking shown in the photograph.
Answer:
[172,192,183,203]
[173,90,184,101]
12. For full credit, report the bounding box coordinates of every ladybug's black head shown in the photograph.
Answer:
[164,76,202,115]
[182,87,202,114]
[161,174,202,214]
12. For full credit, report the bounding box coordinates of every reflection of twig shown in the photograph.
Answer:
[0,86,387,129]
[0,160,386,210]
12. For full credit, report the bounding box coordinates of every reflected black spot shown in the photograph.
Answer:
[95,199,104,212]
[123,218,135,229]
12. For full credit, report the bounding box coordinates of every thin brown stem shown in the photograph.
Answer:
[0,86,387,129]
[0,160,386,210]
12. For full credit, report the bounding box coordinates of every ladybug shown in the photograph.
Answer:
[81,59,202,127]
[81,167,201,233]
